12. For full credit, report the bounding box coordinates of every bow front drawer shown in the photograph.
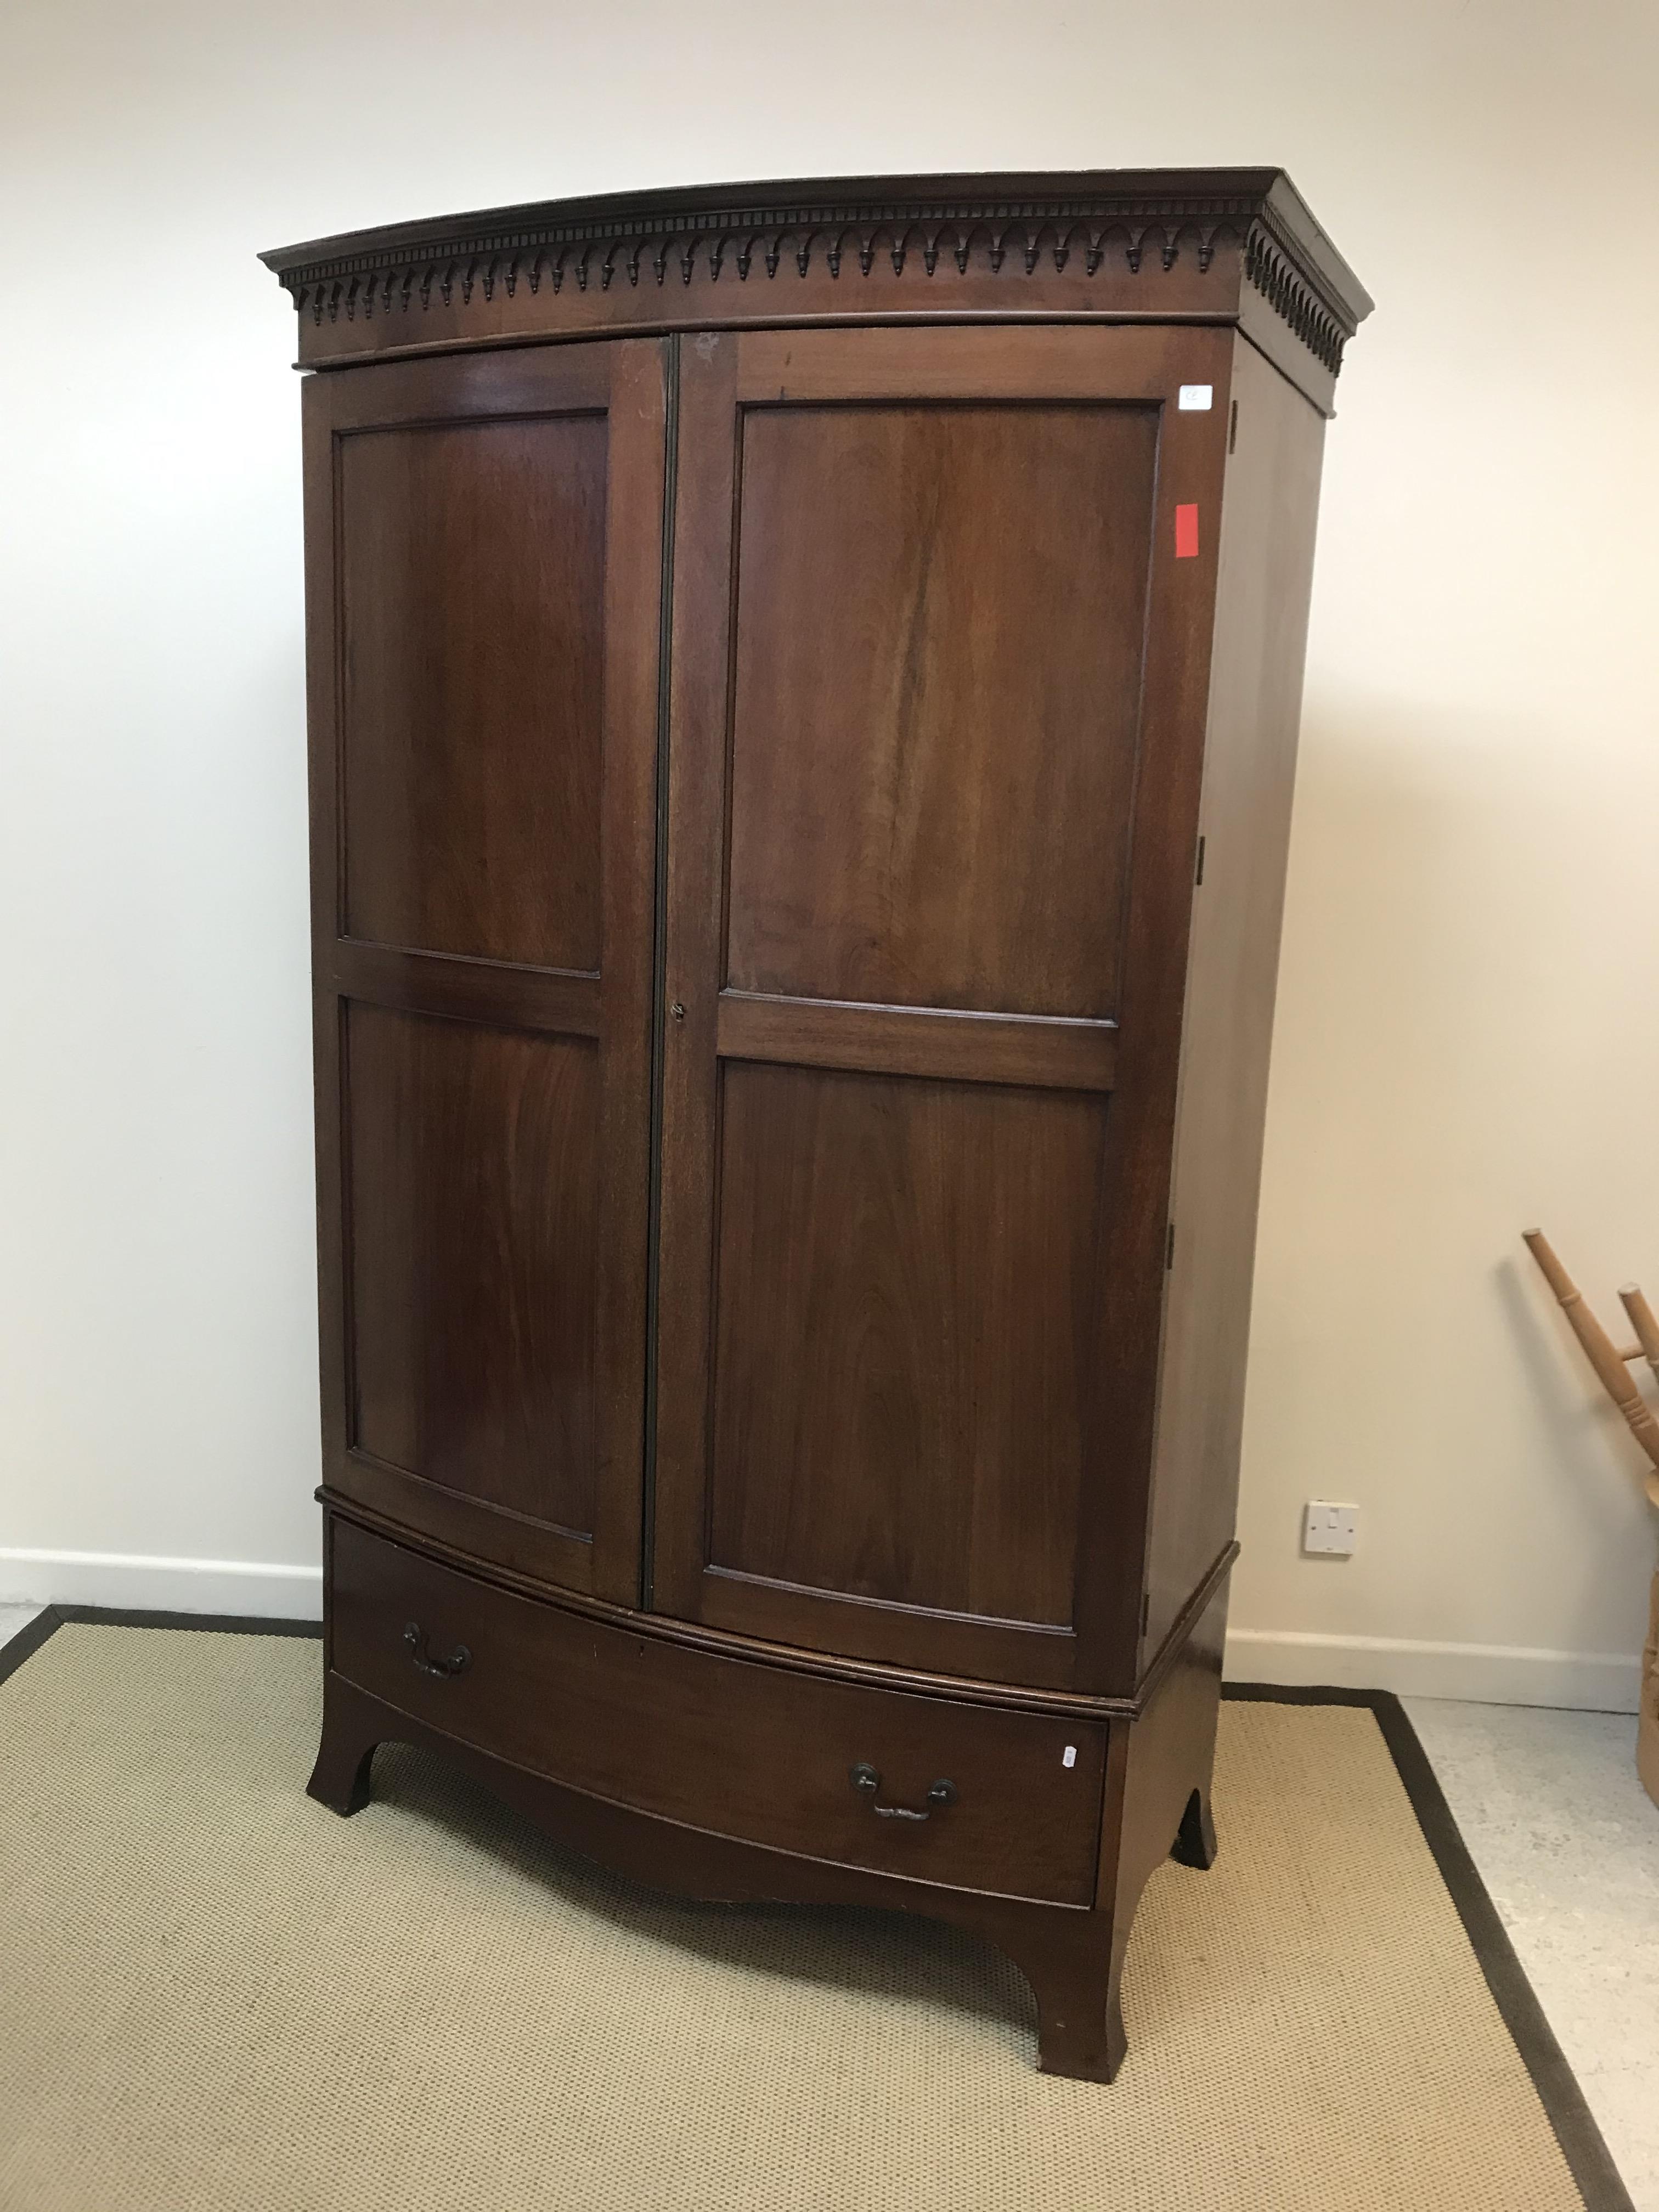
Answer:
[329,1516,1107,1906]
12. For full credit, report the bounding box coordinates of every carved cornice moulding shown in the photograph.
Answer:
[262,170,1371,399]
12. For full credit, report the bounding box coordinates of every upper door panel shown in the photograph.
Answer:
[340,413,608,970]
[726,400,1157,1019]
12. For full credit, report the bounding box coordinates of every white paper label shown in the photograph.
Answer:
[1062,1745,1077,1769]
[1178,385,1214,411]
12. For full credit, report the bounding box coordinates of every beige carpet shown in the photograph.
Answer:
[0,1625,1588,2212]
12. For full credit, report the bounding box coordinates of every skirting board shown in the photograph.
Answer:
[0,1549,322,1622]
[1226,1628,1642,1714]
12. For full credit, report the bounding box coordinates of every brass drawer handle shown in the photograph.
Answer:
[404,1621,471,1679]
[849,1762,957,1821]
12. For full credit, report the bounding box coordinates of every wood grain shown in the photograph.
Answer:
[304,341,668,1607]
[1137,335,1327,1666]
[652,323,1235,1697]
[715,991,1116,1092]
[329,1514,1107,1905]
[709,1062,1104,1629]
[323,1484,1138,1722]
[331,941,600,1035]
[262,170,1373,423]
[726,401,1158,1019]
[1064,328,1236,1690]
[340,412,607,969]
[278,250,1363,2082]
[345,1005,600,1541]
[650,331,741,1617]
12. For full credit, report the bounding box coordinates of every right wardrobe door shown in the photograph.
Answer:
[651,324,1228,1695]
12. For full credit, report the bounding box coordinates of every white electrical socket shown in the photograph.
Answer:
[1302,1500,1358,1556]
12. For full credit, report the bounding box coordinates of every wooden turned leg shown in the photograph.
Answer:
[307,1674,379,1818]
[1170,1783,1218,1870]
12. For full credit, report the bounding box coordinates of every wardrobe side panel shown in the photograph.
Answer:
[1140,337,1328,1664]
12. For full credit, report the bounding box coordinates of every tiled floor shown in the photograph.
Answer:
[0,1608,1651,2203]
[1404,1696,1659,2212]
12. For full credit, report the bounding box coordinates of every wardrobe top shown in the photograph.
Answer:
[261,168,1370,413]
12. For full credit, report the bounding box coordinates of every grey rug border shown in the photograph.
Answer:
[0,1610,1633,2212]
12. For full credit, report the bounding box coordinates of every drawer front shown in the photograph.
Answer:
[329,1517,1106,1905]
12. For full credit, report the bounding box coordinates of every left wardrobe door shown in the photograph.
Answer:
[302,341,668,1606]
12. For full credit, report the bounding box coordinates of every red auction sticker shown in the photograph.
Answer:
[1175,504,1200,559]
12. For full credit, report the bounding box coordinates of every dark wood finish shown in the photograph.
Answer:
[322,1487,1147,1723]
[650,326,740,1617]
[1138,336,1329,1664]
[653,323,1235,1696]
[1172,1784,1220,1871]
[307,1691,376,1817]
[339,409,607,970]
[345,1005,599,1540]
[716,992,1116,1092]
[260,171,1372,422]
[328,1515,1107,1905]
[725,398,1157,1019]
[707,1063,1104,1641]
[307,1661,1118,2044]
[271,178,1366,2083]
[1071,1575,1228,2080]
[309,1513,1226,2081]
[302,342,668,1605]
[1069,337,1236,1695]
[330,941,601,1037]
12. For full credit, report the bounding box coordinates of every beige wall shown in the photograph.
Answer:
[3,0,1655,1696]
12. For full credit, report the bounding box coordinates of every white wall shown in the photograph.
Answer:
[3,0,1656,1692]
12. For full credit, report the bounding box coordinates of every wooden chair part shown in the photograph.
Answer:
[1523,1229,1659,1491]
[1618,1282,1659,1386]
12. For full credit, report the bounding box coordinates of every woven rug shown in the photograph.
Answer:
[0,1621,1627,2212]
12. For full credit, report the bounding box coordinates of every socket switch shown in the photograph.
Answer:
[1302,1500,1358,1556]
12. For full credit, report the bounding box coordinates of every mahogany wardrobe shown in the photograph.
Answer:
[262,170,1369,2081]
